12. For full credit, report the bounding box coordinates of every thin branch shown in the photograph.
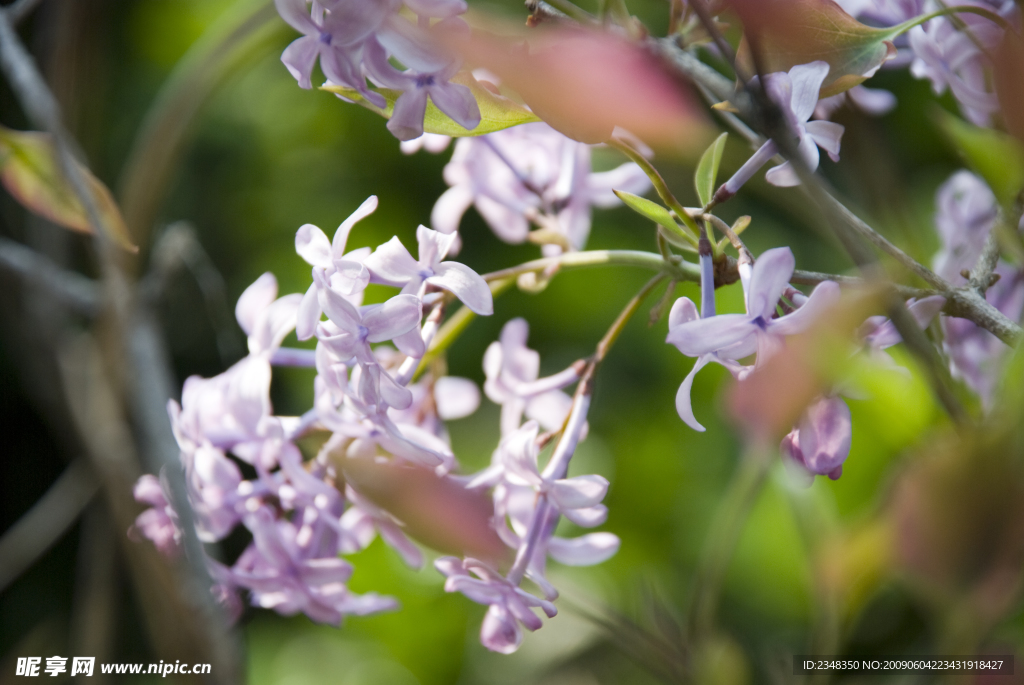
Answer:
[0,236,100,315]
[968,230,1001,297]
[0,457,98,593]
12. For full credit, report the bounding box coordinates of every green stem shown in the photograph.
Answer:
[885,4,1012,39]
[482,249,699,283]
[687,444,774,642]
[608,137,702,243]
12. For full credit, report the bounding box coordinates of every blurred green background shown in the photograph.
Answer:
[2,0,1023,683]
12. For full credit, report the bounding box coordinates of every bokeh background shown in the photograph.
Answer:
[2,0,1024,683]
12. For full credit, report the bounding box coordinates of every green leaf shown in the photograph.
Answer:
[695,133,728,208]
[614,190,697,247]
[0,126,136,252]
[936,110,1024,209]
[321,72,541,137]
[733,0,899,97]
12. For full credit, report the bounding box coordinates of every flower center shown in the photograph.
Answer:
[415,74,435,88]
[319,31,332,46]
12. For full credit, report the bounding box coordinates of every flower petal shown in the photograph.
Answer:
[428,262,493,315]
[675,355,710,432]
[547,532,620,566]
[364,236,420,285]
[431,185,475,234]
[668,296,699,329]
[236,272,278,336]
[363,294,422,342]
[747,247,795,320]
[333,196,378,261]
[768,280,841,336]
[788,61,830,123]
[805,120,845,162]
[295,224,332,268]
[665,314,753,357]
[550,474,609,510]
[434,376,481,420]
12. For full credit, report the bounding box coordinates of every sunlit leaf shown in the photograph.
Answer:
[935,109,1024,209]
[730,0,898,97]
[0,126,136,252]
[695,133,728,208]
[321,72,541,137]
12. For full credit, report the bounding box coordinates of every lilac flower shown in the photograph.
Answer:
[185,444,246,542]
[295,196,377,341]
[932,171,999,284]
[780,395,853,485]
[482,318,581,435]
[859,295,946,366]
[275,0,389,105]
[363,32,479,141]
[314,271,425,364]
[431,122,650,254]
[668,248,840,366]
[714,62,844,201]
[232,507,397,625]
[363,224,493,315]
[435,556,557,654]
[130,474,180,556]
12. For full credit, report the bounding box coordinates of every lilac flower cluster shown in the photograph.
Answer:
[431,122,651,255]
[275,0,481,140]
[132,197,494,625]
[835,0,1021,126]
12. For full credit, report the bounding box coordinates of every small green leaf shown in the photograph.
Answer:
[0,126,136,252]
[936,110,1024,209]
[321,72,541,137]
[615,190,697,247]
[695,133,728,208]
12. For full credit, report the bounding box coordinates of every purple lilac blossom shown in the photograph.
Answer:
[482,318,581,435]
[667,247,841,430]
[714,62,844,202]
[275,0,479,140]
[931,171,1024,406]
[780,395,853,485]
[431,122,651,255]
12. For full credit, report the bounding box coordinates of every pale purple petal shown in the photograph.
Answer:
[587,163,651,208]
[524,391,573,433]
[392,326,426,359]
[387,87,429,141]
[805,120,845,162]
[480,604,522,654]
[788,61,831,123]
[428,262,493,315]
[550,475,609,510]
[667,296,699,329]
[296,283,322,341]
[547,532,620,566]
[797,396,852,476]
[249,293,301,355]
[316,271,361,333]
[275,0,319,34]
[281,36,320,90]
[364,236,420,284]
[675,355,710,432]
[429,80,481,132]
[329,261,370,296]
[747,247,795,320]
[665,314,753,357]
[362,294,422,342]
[295,224,332,268]
[378,366,414,409]
[236,272,278,336]
[415,224,458,266]
[561,504,608,527]
[332,195,378,261]
[768,280,841,336]
[434,376,480,420]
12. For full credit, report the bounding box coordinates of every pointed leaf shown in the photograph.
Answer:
[936,110,1024,210]
[695,133,728,208]
[614,190,696,246]
[0,126,136,251]
[730,0,898,97]
[321,72,540,137]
